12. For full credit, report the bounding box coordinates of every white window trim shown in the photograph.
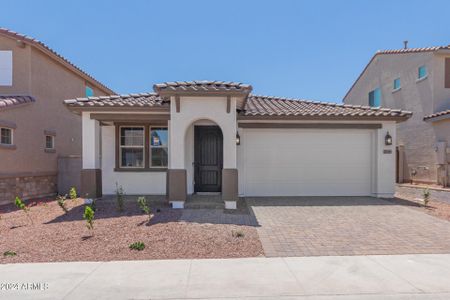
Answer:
[45,135,55,150]
[0,127,13,145]
[119,126,145,169]
[416,75,428,83]
[149,126,168,168]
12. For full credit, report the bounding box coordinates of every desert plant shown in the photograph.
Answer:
[137,196,152,222]
[232,230,245,238]
[423,188,431,207]
[56,195,69,213]
[69,187,77,200]
[14,196,33,225]
[83,205,95,234]
[115,182,125,212]
[129,241,145,251]
[3,251,16,257]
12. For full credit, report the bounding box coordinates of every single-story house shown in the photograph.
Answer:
[64,81,412,209]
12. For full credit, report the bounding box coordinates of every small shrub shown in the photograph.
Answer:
[14,196,32,224]
[137,196,152,222]
[69,187,77,200]
[129,241,145,251]
[232,230,245,238]
[83,205,95,233]
[57,195,69,213]
[115,182,125,212]
[3,251,16,257]
[423,188,431,207]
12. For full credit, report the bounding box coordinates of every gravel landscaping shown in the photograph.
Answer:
[0,197,263,264]
[395,186,450,222]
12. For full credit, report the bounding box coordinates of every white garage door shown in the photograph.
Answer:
[241,129,373,196]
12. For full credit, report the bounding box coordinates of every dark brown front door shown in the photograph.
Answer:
[194,126,223,192]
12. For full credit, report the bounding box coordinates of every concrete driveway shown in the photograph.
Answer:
[246,197,450,257]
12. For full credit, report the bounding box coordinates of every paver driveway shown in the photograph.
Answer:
[246,197,450,257]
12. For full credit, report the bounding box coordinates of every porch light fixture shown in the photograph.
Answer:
[236,132,241,145]
[385,131,393,146]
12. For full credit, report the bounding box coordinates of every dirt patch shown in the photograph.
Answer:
[393,193,450,222]
[0,197,263,264]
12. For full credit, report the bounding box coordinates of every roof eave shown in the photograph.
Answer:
[238,114,412,123]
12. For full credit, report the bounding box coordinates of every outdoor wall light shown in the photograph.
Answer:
[385,131,393,146]
[236,132,241,145]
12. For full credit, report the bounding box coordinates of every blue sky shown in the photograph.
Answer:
[3,0,450,102]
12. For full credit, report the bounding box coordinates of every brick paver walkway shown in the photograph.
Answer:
[247,197,450,257]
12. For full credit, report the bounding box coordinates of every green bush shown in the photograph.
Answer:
[137,196,152,221]
[129,241,145,251]
[69,187,77,200]
[115,182,125,212]
[423,188,431,207]
[83,205,95,232]
[232,230,245,238]
[57,195,68,213]
[3,251,16,257]
[14,196,32,224]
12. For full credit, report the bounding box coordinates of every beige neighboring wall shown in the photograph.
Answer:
[344,51,449,184]
[0,33,111,202]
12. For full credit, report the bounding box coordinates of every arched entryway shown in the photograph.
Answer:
[194,125,223,193]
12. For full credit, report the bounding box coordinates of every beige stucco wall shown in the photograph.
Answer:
[0,35,109,176]
[344,52,450,184]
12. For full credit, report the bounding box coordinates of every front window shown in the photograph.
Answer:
[150,127,168,167]
[120,127,145,168]
[45,135,55,149]
[1,127,12,145]
[418,65,427,79]
[368,88,381,107]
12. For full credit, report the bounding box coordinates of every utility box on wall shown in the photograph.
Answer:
[435,142,447,165]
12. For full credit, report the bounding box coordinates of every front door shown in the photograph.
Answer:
[194,126,223,192]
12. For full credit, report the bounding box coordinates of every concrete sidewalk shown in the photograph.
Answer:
[1,254,450,300]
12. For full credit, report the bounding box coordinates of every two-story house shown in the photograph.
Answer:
[344,45,450,187]
[0,28,113,204]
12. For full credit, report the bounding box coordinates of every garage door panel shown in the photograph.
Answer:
[242,129,373,196]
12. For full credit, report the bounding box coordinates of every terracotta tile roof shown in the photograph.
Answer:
[64,93,168,109]
[244,95,412,119]
[423,109,450,121]
[0,95,35,109]
[154,80,252,94]
[344,45,450,101]
[0,28,114,94]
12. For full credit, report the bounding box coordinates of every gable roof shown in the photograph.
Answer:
[343,45,450,101]
[154,80,252,95]
[242,95,412,120]
[0,95,35,110]
[423,109,450,122]
[65,90,412,121]
[64,93,168,111]
[0,28,114,94]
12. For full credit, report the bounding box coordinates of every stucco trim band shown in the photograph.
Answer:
[0,119,17,129]
[238,123,383,129]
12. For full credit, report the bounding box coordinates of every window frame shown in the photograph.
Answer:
[118,125,146,169]
[45,135,55,150]
[393,78,401,91]
[149,126,168,168]
[368,87,381,107]
[85,85,94,97]
[0,127,13,145]
[418,65,427,80]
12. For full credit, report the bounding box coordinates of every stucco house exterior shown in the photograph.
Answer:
[0,28,113,204]
[344,46,450,186]
[64,81,411,209]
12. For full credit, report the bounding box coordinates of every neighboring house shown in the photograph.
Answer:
[64,81,411,209]
[344,46,450,187]
[0,28,113,204]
